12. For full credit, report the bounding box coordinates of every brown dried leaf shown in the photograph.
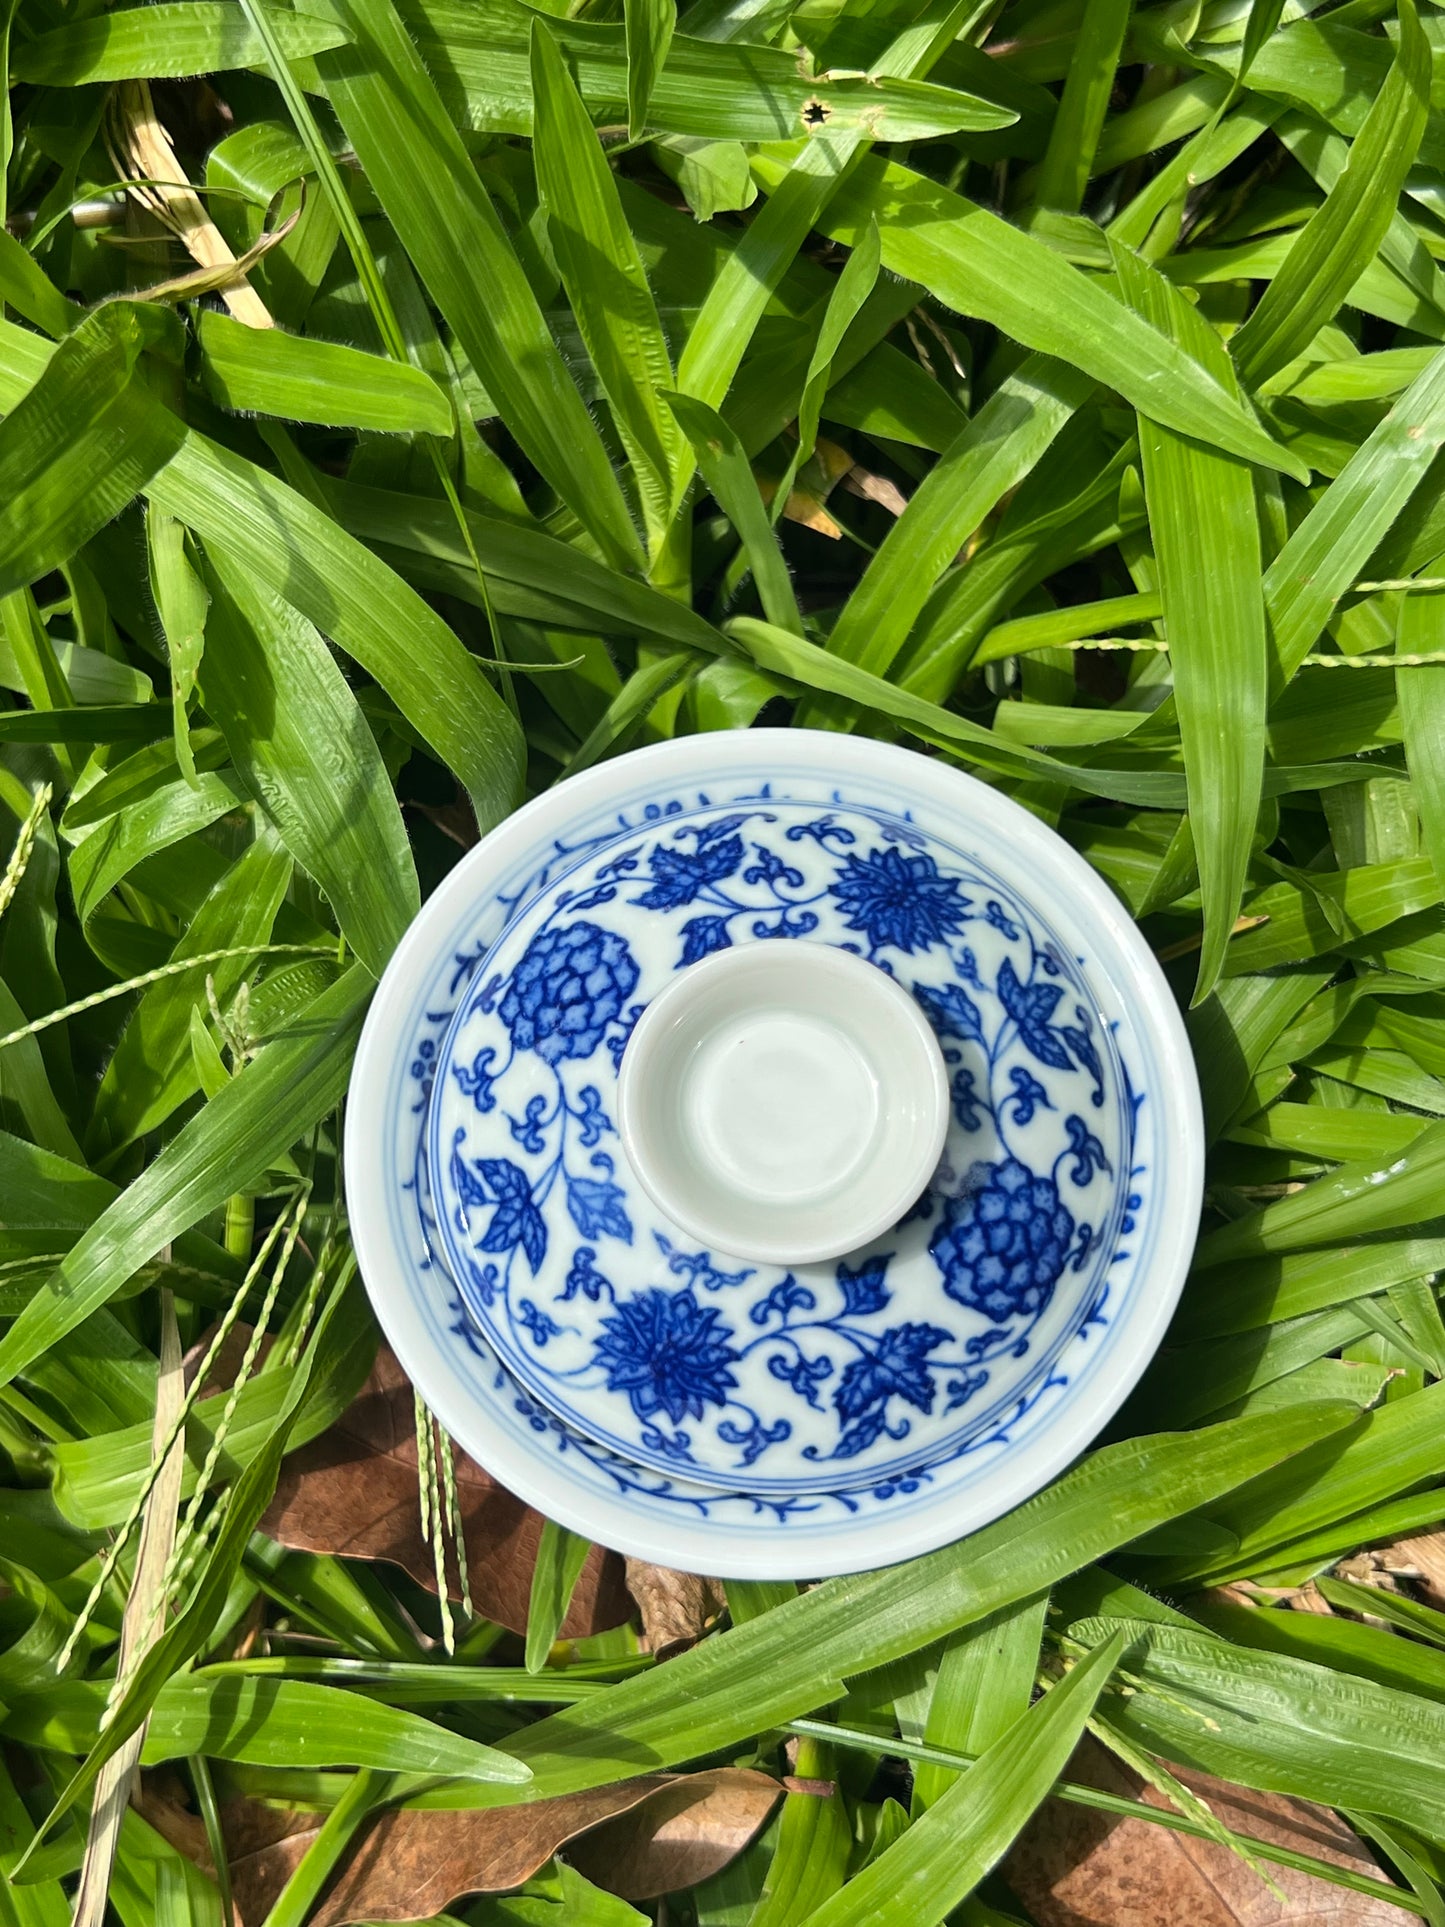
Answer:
[1007,1737,1414,1927]
[109,80,272,327]
[624,1559,726,1656]
[842,467,909,517]
[1381,1533,1445,1608]
[260,1342,630,1637]
[570,1768,782,1901]
[226,1771,779,1926]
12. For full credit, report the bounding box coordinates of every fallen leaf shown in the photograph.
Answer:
[1379,1534,1445,1608]
[570,1768,783,1901]
[260,1343,630,1637]
[1006,1737,1414,1926]
[842,467,909,517]
[225,1771,779,1926]
[623,1559,726,1656]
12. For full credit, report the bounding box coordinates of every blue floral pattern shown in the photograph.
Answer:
[428,795,1134,1494]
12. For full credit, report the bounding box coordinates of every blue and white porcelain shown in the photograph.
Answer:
[346,732,1202,1578]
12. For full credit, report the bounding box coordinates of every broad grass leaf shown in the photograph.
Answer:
[478,1402,1356,1805]
[0,966,370,1391]
[0,312,525,826]
[9,3,350,83]
[87,830,293,1154]
[1073,1618,1445,1841]
[200,557,419,975]
[311,0,645,573]
[624,0,674,139]
[400,0,1016,142]
[1032,0,1133,210]
[667,398,802,633]
[146,507,209,787]
[196,312,452,434]
[912,1593,1048,1811]
[1263,348,1445,679]
[530,23,688,549]
[768,219,881,527]
[750,151,1308,479]
[1174,1239,1445,1341]
[526,1520,593,1673]
[795,1632,1125,1926]
[1112,240,1267,1002]
[1196,1119,1445,1267]
[0,306,185,601]
[803,354,1093,719]
[1397,582,1445,890]
[1231,0,1430,390]
[746,1734,849,1925]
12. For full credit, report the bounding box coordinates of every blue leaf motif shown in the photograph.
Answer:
[950,1066,983,1131]
[834,1322,950,1422]
[986,899,1021,939]
[997,957,1072,1071]
[916,980,983,1043]
[680,915,734,965]
[475,1157,547,1273]
[449,1143,490,1209]
[836,1254,891,1317]
[636,834,744,909]
[1061,1014,1106,1106]
[566,1175,633,1244]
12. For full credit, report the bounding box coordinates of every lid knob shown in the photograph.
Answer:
[617,943,949,1267]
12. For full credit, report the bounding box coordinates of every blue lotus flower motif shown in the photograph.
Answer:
[830,845,970,954]
[499,920,640,1065]
[594,1288,739,1426]
[930,1157,1075,1321]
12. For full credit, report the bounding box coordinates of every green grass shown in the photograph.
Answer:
[2,0,1445,1917]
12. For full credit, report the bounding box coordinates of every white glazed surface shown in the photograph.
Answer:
[346,731,1203,1578]
[617,942,949,1266]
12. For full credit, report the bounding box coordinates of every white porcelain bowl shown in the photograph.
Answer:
[345,731,1203,1578]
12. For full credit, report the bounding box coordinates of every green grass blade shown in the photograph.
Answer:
[492,1402,1354,1802]
[625,0,675,139]
[1398,582,1445,889]
[1262,345,1445,677]
[754,151,1308,480]
[0,307,184,600]
[1230,0,1430,390]
[525,1519,592,1674]
[1032,0,1133,210]
[669,397,803,634]
[196,311,452,434]
[531,22,688,550]
[9,3,349,83]
[201,556,419,974]
[770,218,881,524]
[817,356,1093,688]
[88,832,293,1155]
[401,0,1016,142]
[913,1593,1048,1811]
[1112,241,1267,1003]
[797,1632,1124,1927]
[312,0,645,572]
[0,967,370,1390]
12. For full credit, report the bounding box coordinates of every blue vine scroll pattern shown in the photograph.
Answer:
[427,795,1135,1495]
